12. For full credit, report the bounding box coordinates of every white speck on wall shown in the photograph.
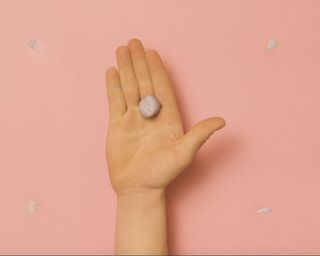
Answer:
[27,201,36,214]
[267,39,277,50]
[257,207,272,214]
[28,39,38,49]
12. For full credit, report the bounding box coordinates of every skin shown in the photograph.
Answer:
[105,38,226,255]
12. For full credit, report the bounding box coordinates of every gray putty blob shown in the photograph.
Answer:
[139,95,161,119]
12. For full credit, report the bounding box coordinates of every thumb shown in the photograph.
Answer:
[178,116,226,158]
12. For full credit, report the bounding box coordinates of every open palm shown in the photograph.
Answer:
[105,38,225,195]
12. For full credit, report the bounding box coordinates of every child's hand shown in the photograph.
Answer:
[105,38,225,196]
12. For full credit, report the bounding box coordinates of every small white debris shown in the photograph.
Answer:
[27,201,36,214]
[28,39,38,49]
[257,207,272,214]
[267,39,277,50]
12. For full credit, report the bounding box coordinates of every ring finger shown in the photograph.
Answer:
[116,45,140,108]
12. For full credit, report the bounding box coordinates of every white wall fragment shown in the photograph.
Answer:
[257,207,272,214]
[267,39,277,50]
[28,39,38,49]
[27,201,36,215]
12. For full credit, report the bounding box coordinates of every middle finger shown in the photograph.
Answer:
[127,38,154,98]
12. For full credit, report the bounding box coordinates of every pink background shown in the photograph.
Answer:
[1,0,320,254]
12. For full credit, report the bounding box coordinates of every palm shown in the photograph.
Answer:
[108,105,187,188]
[105,39,225,194]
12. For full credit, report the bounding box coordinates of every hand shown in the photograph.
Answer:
[105,38,225,196]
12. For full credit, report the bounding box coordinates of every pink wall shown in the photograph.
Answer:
[1,0,320,254]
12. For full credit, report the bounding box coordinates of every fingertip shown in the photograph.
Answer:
[106,67,116,82]
[145,49,160,58]
[106,66,116,75]
[108,66,116,71]
[116,45,128,54]
[215,117,226,131]
[127,38,142,47]
[211,116,226,129]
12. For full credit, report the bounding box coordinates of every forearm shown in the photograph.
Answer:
[115,189,168,255]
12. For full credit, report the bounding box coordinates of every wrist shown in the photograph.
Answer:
[115,188,168,255]
[117,188,166,210]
